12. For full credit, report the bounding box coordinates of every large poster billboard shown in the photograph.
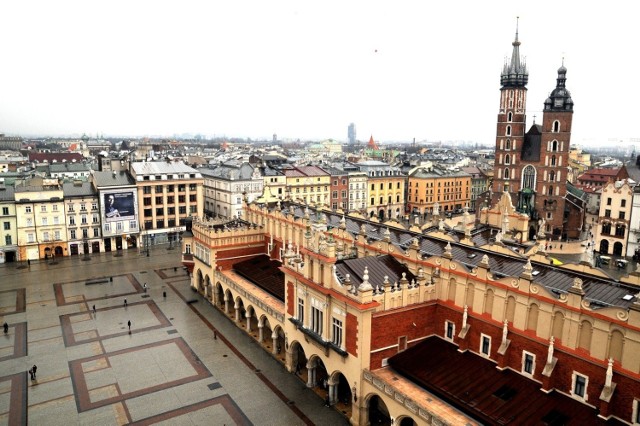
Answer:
[104,192,135,222]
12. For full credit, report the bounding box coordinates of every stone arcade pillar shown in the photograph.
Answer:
[271,331,279,355]
[258,323,264,342]
[224,294,230,314]
[328,377,338,405]
[246,312,252,331]
[234,302,240,322]
[306,360,316,388]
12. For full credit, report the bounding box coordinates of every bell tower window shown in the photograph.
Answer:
[504,168,510,179]
[505,154,511,165]
[551,155,556,166]
[552,140,558,152]
[506,125,511,136]
[508,112,513,122]
[505,139,511,150]
[553,120,560,132]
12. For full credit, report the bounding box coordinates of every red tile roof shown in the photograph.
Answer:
[388,337,615,425]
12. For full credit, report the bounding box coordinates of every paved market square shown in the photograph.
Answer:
[0,247,348,425]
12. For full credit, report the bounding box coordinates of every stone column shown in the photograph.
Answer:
[246,312,252,331]
[258,324,264,342]
[224,294,230,314]
[328,380,337,405]
[234,303,240,322]
[271,331,279,355]
[306,361,315,388]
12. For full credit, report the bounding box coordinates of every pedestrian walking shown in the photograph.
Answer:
[3,322,8,334]
[124,299,128,307]
[560,244,563,250]
[28,368,34,381]
[27,259,31,266]
[163,291,167,298]
[92,305,96,314]
[213,330,217,340]
[32,365,37,379]
[127,320,131,331]
[143,283,147,293]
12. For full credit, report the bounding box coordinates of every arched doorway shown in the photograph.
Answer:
[214,283,223,307]
[367,394,391,426]
[204,275,212,300]
[196,270,204,292]
[378,209,385,220]
[234,297,245,323]
[310,356,329,389]
[529,225,536,241]
[290,341,308,379]
[613,242,623,256]
[398,416,417,426]
[54,246,63,257]
[329,372,353,415]
[224,289,233,314]
[600,239,609,255]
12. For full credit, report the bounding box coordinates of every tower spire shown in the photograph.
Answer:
[501,17,528,88]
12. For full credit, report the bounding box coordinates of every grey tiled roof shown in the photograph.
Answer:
[93,171,136,187]
[275,202,638,310]
[62,181,97,197]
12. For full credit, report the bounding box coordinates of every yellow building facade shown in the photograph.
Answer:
[407,166,471,215]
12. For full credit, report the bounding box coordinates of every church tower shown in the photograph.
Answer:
[489,22,582,240]
[492,21,528,197]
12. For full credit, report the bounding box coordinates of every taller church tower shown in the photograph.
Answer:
[491,23,582,240]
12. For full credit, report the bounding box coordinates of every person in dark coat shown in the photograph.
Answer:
[32,365,37,379]
[3,322,8,334]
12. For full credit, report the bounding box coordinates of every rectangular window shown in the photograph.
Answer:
[43,231,50,241]
[155,185,163,193]
[445,321,455,341]
[41,205,47,212]
[155,196,163,204]
[93,228,100,237]
[70,229,76,239]
[27,233,35,243]
[522,351,535,375]
[311,306,323,335]
[156,208,164,216]
[54,230,61,240]
[130,221,137,229]
[605,209,611,218]
[298,298,304,322]
[634,399,640,424]
[572,372,588,400]
[179,195,186,203]
[25,206,32,213]
[52,204,58,212]
[143,187,152,194]
[4,235,10,245]
[82,229,88,238]
[92,203,98,211]
[621,199,627,208]
[179,206,187,214]
[480,334,491,356]
[607,197,612,206]
[332,318,343,347]
[116,222,123,231]
[105,223,111,232]
[42,217,48,226]
[2,207,8,215]
[619,211,626,220]
[3,222,9,230]
[81,215,87,225]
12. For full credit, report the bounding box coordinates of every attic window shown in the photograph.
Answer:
[532,270,541,276]
[622,294,634,301]
[467,253,477,259]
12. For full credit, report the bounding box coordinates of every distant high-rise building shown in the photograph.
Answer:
[348,123,356,144]
[273,134,278,143]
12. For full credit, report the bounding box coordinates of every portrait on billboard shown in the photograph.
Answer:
[104,192,135,222]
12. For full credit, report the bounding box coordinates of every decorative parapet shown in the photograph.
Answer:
[217,273,285,323]
[363,369,455,425]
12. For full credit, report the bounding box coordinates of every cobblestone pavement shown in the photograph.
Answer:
[0,247,349,426]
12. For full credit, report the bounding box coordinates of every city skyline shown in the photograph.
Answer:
[1,1,638,146]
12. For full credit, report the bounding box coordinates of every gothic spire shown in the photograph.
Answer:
[501,17,528,88]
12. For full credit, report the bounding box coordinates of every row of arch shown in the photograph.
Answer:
[195,268,419,425]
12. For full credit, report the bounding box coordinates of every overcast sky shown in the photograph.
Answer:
[1,1,638,146]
